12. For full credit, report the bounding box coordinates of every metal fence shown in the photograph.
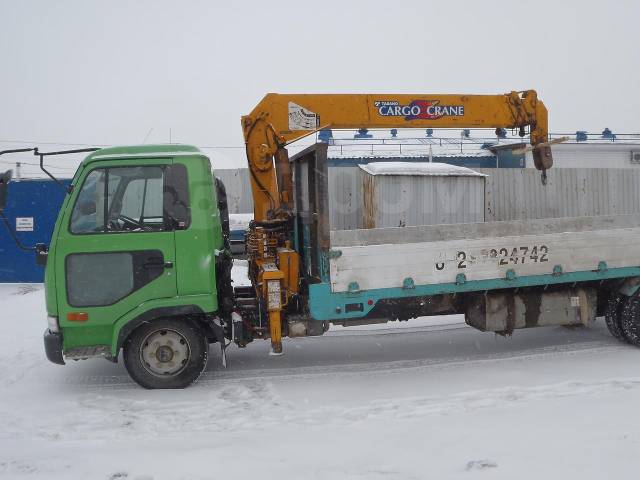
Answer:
[359,167,486,229]
[214,168,253,214]
[480,168,640,221]
[210,166,640,228]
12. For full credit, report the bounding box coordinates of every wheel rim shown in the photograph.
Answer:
[140,329,191,376]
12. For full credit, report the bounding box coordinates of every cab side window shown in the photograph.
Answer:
[70,164,189,234]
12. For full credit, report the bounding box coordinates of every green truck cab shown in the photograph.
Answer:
[43,145,232,388]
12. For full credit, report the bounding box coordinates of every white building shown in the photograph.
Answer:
[525,142,640,169]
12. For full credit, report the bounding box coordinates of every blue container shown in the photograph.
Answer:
[0,179,70,282]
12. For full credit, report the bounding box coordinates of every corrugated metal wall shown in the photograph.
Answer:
[0,179,70,282]
[480,168,640,221]
[219,146,640,217]
[330,167,640,228]
[329,167,362,230]
[358,168,485,228]
[214,168,253,214]
[213,154,511,217]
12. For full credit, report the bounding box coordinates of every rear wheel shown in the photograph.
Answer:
[604,294,627,341]
[621,296,640,346]
[123,318,208,389]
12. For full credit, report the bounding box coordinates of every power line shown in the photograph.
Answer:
[0,139,317,150]
[0,139,110,147]
[0,160,76,171]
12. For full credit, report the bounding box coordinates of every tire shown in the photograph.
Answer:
[621,296,640,346]
[604,294,626,341]
[123,317,208,389]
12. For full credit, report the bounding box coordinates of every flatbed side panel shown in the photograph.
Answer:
[308,266,640,321]
[329,226,640,293]
[330,214,640,247]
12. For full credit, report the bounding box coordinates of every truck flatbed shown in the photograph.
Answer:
[329,214,640,293]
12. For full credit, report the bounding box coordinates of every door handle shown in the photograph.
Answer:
[143,259,173,269]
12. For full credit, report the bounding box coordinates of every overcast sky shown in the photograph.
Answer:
[1,0,639,171]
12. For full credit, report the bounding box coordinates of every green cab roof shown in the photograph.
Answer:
[83,144,205,164]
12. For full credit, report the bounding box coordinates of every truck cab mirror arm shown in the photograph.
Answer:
[34,147,100,194]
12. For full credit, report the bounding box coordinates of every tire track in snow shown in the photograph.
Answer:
[6,373,640,441]
[198,341,617,385]
[49,338,619,389]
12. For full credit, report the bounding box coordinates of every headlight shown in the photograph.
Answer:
[47,315,59,333]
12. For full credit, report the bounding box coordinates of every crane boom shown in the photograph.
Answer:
[242,91,552,222]
[241,90,553,354]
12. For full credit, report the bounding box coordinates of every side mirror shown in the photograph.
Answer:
[35,243,48,266]
[0,170,12,211]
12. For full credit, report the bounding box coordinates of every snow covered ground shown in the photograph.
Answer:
[2,274,640,479]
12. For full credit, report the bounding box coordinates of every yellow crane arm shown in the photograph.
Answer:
[242,90,552,222]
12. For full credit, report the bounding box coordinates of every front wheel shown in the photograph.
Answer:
[123,318,208,389]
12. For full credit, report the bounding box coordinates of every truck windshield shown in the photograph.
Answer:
[70,166,165,234]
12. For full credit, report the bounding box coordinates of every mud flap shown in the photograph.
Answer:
[207,316,227,368]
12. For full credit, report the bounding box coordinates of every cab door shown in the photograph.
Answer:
[54,161,189,353]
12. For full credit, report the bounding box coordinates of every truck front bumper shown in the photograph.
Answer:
[44,329,65,365]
